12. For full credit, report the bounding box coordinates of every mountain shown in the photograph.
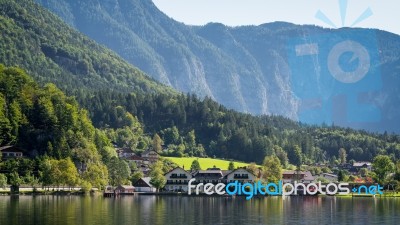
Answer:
[35,0,400,133]
[0,0,174,96]
[1,0,399,164]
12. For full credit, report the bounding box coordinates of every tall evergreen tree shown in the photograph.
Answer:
[190,159,202,171]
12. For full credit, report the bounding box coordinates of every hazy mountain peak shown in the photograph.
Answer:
[35,0,400,132]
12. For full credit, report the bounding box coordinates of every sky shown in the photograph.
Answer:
[152,0,400,35]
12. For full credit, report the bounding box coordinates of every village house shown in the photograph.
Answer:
[164,167,193,192]
[140,165,152,176]
[126,155,148,167]
[126,155,152,175]
[133,177,157,193]
[282,171,315,184]
[141,150,159,163]
[115,185,135,194]
[353,162,372,171]
[189,167,253,193]
[0,146,24,159]
[116,147,136,158]
[340,161,372,175]
[339,163,353,171]
[224,168,256,183]
[191,168,229,185]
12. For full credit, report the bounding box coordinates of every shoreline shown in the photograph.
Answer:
[1,190,400,198]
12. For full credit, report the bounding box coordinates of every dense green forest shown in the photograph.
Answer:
[0,0,174,96]
[0,65,177,189]
[0,65,114,189]
[76,88,400,164]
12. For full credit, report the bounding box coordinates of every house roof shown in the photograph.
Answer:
[282,171,315,181]
[223,168,255,177]
[0,146,24,153]
[282,171,305,175]
[192,170,231,179]
[221,170,232,177]
[116,185,135,190]
[164,167,191,176]
[142,177,151,184]
[116,147,134,153]
[196,170,223,174]
[353,162,372,167]
[0,146,12,151]
[322,173,338,178]
[133,177,155,188]
[206,167,222,170]
[303,171,315,181]
[142,150,159,156]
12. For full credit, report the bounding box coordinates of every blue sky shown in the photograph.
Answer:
[152,0,400,35]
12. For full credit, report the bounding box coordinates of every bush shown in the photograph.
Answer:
[0,174,7,189]
[80,181,92,193]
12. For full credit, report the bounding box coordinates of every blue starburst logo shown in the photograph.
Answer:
[315,0,373,28]
[286,0,382,128]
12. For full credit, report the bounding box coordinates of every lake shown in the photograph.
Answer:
[1,195,399,225]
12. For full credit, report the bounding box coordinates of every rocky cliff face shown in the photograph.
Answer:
[36,0,400,132]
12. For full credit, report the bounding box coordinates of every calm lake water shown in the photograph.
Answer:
[0,195,399,225]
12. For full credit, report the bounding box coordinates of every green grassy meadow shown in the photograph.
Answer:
[164,157,254,170]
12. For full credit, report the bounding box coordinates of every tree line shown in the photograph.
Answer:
[75,87,400,165]
[0,65,152,190]
[1,66,400,190]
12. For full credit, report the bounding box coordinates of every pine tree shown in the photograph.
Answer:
[228,161,235,170]
[190,159,202,171]
[152,133,163,153]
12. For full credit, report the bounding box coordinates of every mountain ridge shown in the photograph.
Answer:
[24,0,400,132]
[0,0,175,96]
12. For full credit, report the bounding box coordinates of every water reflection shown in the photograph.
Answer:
[1,195,399,225]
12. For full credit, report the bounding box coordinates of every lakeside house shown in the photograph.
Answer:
[191,168,229,184]
[164,167,256,193]
[225,168,257,183]
[164,167,193,192]
[0,146,24,159]
[282,171,315,184]
[115,185,135,194]
[133,177,157,192]
[190,167,254,193]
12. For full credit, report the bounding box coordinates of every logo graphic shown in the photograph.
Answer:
[287,0,381,127]
[315,0,373,28]
[351,185,383,195]
[188,179,384,200]
[327,40,370,84]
